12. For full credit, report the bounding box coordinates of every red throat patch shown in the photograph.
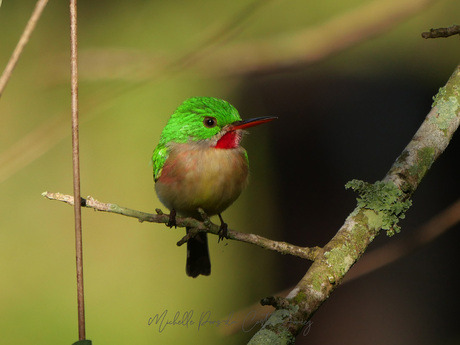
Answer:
[215,131,240,149]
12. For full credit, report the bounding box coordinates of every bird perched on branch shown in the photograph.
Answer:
[152,97,276,277]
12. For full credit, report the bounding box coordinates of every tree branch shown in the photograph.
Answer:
[422,24,460,39]
[220,196,460,336]
[41,192,321,261]
[246,64,460,344]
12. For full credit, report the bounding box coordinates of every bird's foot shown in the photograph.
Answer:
[218,223,228,242]
[217,214,228,243]
[166,209,177,228]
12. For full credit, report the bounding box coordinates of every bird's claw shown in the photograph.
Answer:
[217,213,229,242]
[217,221,228,243]
[166,209,177,228]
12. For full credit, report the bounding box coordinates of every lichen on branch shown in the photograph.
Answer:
[345,180,412,236]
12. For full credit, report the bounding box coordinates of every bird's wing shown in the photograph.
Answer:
[152,144,169,181]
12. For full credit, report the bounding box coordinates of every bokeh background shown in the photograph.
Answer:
[1,0,460,344]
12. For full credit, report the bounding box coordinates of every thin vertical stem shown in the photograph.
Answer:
[70,0,86,341]
[0,0,48,97]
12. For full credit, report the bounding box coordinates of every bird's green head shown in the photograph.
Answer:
[152,97,276,180]
[158,97,242,146]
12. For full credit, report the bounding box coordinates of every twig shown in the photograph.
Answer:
[422,24,460,39]
[41,192,321,261]
[69,0,87,341]
[0,0,49,98]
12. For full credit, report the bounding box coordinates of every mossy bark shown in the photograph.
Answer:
[247,64,460,344]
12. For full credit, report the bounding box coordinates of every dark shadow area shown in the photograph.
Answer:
[237,70,460,344]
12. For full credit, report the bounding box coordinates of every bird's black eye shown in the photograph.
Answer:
[203,116,217,128]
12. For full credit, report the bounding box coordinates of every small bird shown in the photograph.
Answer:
[152,97,276,277]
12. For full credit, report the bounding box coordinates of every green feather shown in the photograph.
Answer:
[152,97,243,180]
[152,145,169,181]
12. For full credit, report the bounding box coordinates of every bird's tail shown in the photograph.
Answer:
[186,228,211,277]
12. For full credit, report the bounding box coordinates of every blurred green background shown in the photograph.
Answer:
[1,0,460,344]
